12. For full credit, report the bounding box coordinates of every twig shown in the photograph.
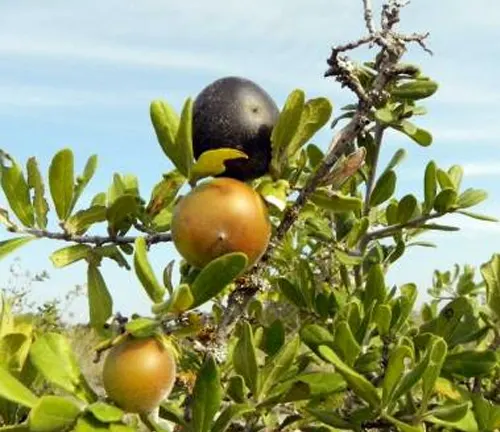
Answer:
[11,227,172,247]
[359,212,443,249]
[363,0,377,35]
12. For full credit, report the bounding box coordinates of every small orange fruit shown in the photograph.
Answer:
[102,337,176,414]
[171,177,271,269]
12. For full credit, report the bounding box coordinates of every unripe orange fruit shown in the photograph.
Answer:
[102,337,176,414]
[171,177,271,269]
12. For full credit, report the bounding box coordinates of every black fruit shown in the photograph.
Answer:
[192,76,279,180]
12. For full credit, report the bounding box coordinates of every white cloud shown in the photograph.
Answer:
[462,162,500,177]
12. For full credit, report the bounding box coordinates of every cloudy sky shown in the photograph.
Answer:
[1,0,499,321]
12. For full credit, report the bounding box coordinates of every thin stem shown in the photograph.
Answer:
[11,227,172,247]
[363,0,376,35]
[359,212,443,249]
[363,125,385,216]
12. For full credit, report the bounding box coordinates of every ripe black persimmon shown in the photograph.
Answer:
[192,76,279,180]
[102,337,176,414]
[171,177,271,269]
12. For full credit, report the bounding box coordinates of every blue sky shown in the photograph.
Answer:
[1,0,499,322]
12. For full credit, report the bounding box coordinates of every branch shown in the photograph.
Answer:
[363,0,376,35]
[11,227,172,247]
[359,212,444,248]
[214,0,434,335]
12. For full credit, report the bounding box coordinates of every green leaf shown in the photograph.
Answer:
[270,89,305,176]
[72,415,108,432]
[233,322,259,396]
[146,171,184,217]
[29,396,81,432]
[0,152,34,227]
[191,355,222,432]
[392,338,440,402]
[300,324,334,358]
[384,414,425,432]
[423,161,437,213]
[190,148,248,184]
[391,79,438,100]
[106,194,140,236]
[64,206,107,235]
[0,365,38,408]
[427,403,470,422]
[162,260,175,296]
[382,344,414,406]
[107,174,125,206]
[346,217,369,248]
[333,321,361,366]
[370,170,396,206]
[311,190,363,213]
[70,154,98,214]
[448,165,464,189]
[227,375,246,403]
[262,372,346,406]
[94,245,130,270]
[364,264,386,310]
[91,192,106,207]
[375,107,396,124]
[150,100,181,166]
[27,157,49,229]
[260,320,285,356]
[173,98,195,178]
[278,278,307,308]
[391,284,417,333]
[457,210,498,222]
[259,335,301,400]
[437,169,455,191]
[124,317,159,338]
[159,402,188,428]
[307,144,324,168]
[419,297,474,344]
[386,201,399,225]
[373,304,392,336]
[306,408,354,429]
[420,337,447,412]
[457,188,488,209]
[333,249,364,266]
[384,148,407,174]
[133,237,165,303]
[433,188,457,213]
[395,121,432,146]
[0,237,36,261]
[481,254,500,319]
[190,252,247,308]
[87,264,113,333]
[427,409,479,432]
[287,97,332,157]
[472,394,500,432]
[319,346,380,408]
[49,149,74,220]
[156,284,194,315]
[50,244,91,268]
[443,350,497,378]
[29,332,92,402]
[0,424,30,431]
[87,402,124,423]
[211,404,253,432]
[257,179,289,212]
[397,194,417,224]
